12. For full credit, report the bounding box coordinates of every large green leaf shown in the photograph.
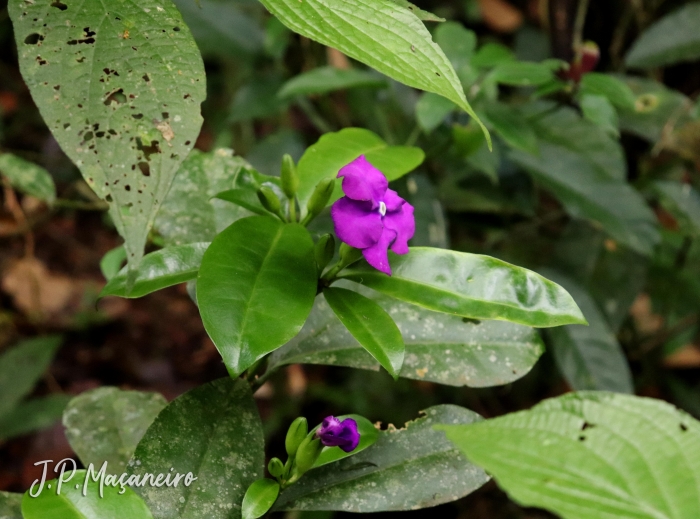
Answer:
[579,94,619,137]
[439,392,700,519]
[625,3,700,68]
[510,105,659,255]
[323,287,405,379]
[0,492,21,519]
[128,378,264,519]
[256,0,487,138]
[63,387,167,473]
[579,73,636,111]
[270,287,545,387]
[415,92,456,132]
[275,405,489,512]
[651,180,700,237]
[480,102,538,154]
[339,248,586,327]
[295,128,425,212]
[197,216,316,377]
[155,149,253,246]
[541,270,633,393]
[0,335,62,418]
[0,153,55,203]
[22,470,153,519]
[8,0,205,269]
[0,394,70,440]
[100,243,209,298]
[489,61,558,87]
[278,67,387,98]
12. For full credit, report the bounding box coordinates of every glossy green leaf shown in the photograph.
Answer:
[0,394,70,440]
[439,391,700,519]
[271,286,545,387]
[256,0,488,139]
[580,94,619,137]
[63,387,167,473]
[311,414,379,468]
[626,3,700,68]
[0,153,55,203]
[100,243,209,299]
[541,270,633,393]
[323,287,405,379]
[99,246,127,281]
[339,248,586,327]
[651,180,700,237]
[0,492,22,519]
[278,67,386,99]
[0,335,62,418]
[275,405,489,512]
[481,102,538,154]
[8,0,205,270]
[295,128,425,212]
[579,73,636,110]
[415,92,456,132]
[490,61,558,87]
[242,479,280,519]
[128,378,264,519]
[22,470,153,519]
[197,216,316,377]
[155,149,254,246]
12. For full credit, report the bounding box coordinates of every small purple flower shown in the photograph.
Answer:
[331,156,415,275]
[316,416,360,453]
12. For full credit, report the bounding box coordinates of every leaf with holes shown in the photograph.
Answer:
[8,0,205,271]
[0,153,55,203]
[439,392,700,519]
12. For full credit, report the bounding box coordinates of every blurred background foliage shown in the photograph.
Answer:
[1,0,700,516]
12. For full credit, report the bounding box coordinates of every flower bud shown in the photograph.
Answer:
[315,234,335,273]
[339,243,363,267]
[268,457,285,479]
[293,435,323,475]
[257,185,282,215]
[305,178,335,220]
[280,154,299,199]
[285,417,308,457]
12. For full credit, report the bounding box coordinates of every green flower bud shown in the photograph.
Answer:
[339,243,363,267]
[293,435,323,476]
[257,185,282,215]
[305,178,335,220]
[285,417,308,457]
[315,234,335,273]
[268,457,285,479]
[280,154,299,199]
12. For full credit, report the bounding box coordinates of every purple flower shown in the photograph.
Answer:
[315,416,360,453]
[331,156,415,275]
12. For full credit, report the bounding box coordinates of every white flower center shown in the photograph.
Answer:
[379,201,387,216]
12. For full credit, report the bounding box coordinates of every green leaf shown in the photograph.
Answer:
[128,378,264,519]
[387,0,445,22]
[197,216,317,377]
[439,391,700,519]
[651,181,700,237]
[0,335,62,418]
[626,3,700,68]
[0,492,22,519]
[99,246,127,281]
[155,149,254,246]
[274,405,489,512]
[579,94,619,137]
[481,102,538,154]
[579,73,636,110]
[8,0,205,270]
[63,387,167,474]
[541,270,633,393]
[242,479,280,519]
[0,394,70,440]
[415,92,456,132]
[323,287,405,379]
[21,470,153,519]
[278,67,387,99]
[256,0,488,140]
[470,43,515,69]
[272,284,544,386]
[489,61,558,87]
[295,128,424,212]
[100,243,209,299]
[311,414,379,468]
[435,22,478,87]
[0,153,55,203]
[339,248,586,327]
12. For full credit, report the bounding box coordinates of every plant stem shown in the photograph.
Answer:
[572,0,591,56]
[288,196,297,223]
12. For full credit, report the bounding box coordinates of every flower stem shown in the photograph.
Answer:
[288,196,297,223]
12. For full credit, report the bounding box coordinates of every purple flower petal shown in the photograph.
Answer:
[383,189,404,212]
[331,197,383,249]
[316,416,360,453]
[362,227,397,275]
[337,156,388,208]
[384,202,415,255]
